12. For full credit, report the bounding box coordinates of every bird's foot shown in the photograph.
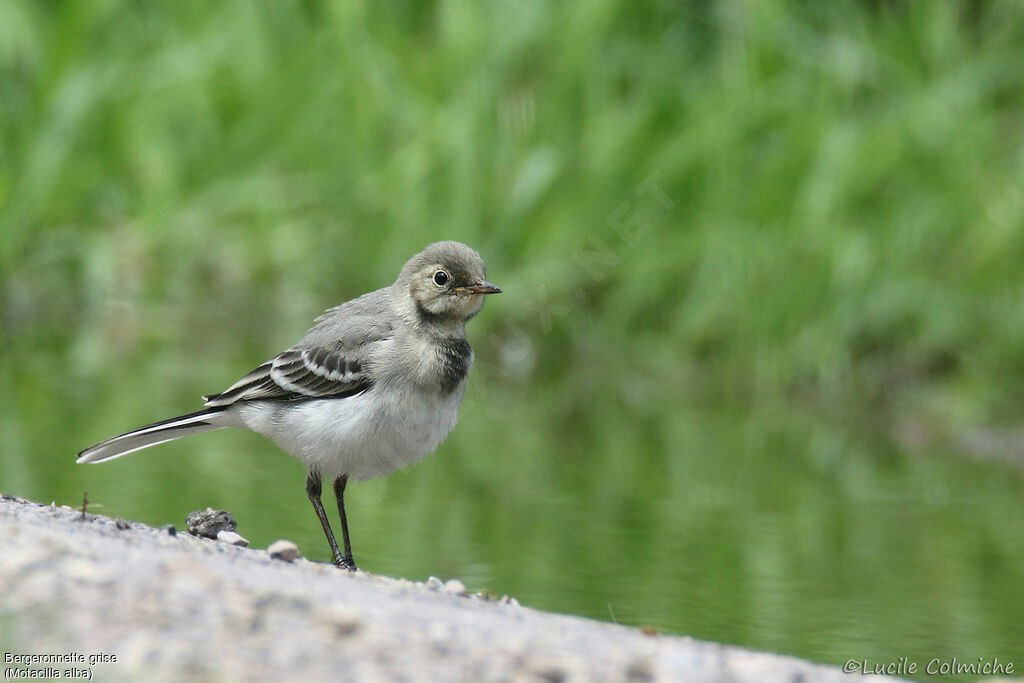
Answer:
[333,554,357,572]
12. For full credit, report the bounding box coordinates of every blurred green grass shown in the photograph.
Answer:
[3,0,1024,675]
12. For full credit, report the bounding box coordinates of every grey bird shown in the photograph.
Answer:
[77,241,501,570]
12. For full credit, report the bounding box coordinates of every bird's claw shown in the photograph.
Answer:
[333,555,357,572]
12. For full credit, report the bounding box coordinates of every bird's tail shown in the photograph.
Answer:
[76,407,231,464]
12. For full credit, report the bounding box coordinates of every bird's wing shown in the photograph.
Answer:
[203,290,394,407]
[202,345,374,406]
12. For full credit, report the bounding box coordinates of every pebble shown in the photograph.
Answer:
[114,518,132,530]
[427,620,452,644]
[426,576,444,590]
[625,659,655,681]
[216,530,250,547]
[160,524,177,537]
[186,508,238,539]
[318,605,362,637]
[499,595,521,607]
[267,539,301,562]
[531,656,587,683]
[442,579,466,595]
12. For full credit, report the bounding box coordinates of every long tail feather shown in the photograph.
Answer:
[76,407,230,464]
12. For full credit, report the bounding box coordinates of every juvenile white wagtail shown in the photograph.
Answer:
[77,241,501,570]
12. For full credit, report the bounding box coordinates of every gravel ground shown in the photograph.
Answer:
[0,494,887,682]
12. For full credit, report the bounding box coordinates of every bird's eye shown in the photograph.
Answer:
[432,270,449,287]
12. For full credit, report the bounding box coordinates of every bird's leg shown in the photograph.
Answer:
[333,474,356,571]
[305,471,346,567]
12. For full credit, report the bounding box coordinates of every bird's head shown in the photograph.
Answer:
[400,241,502,325]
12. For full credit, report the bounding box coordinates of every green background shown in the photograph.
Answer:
[2,0,1024,677]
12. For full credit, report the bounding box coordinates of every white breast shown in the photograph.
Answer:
[234,383,466,482]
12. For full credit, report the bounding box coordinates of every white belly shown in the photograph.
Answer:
[234,385,465,481]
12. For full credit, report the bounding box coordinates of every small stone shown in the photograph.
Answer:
[160,524,177,537]
[498,594,521,607]
[442,579,466,595]
[318,605,362,637]
[114,518,131,530]
[268,539,301,561]
[532,657,586,683]
[533,661,568,683]
[426,576,444,590]
[427,620,452,643]
[216,530,250,547]
[186,508,237,539]
[625,659,655,681]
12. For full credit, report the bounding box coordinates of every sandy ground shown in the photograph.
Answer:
[0,494,887,682]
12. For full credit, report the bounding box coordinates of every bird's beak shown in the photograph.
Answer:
[462,280,503,295]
